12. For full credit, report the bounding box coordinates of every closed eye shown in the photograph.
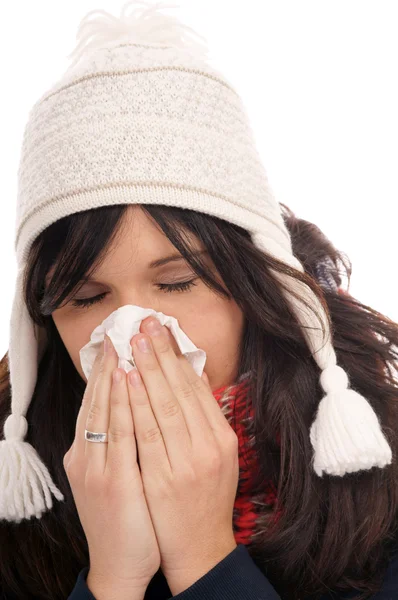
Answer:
[71,279,198,309]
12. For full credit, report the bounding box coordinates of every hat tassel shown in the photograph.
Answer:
[250,232,393,477]
[0,414,64,522]
[310,363,393,477]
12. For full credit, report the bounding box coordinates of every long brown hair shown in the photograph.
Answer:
[0,203,397,600]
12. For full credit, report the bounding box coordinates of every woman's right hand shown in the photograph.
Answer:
[63,334,161,595]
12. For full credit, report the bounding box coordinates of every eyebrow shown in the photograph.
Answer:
[149,249,208,269]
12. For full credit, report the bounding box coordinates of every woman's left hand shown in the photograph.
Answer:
[126,316,239,593]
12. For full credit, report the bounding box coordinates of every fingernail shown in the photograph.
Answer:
[128,368,142,388]
[147,318,162,334]
[113,369,122,383]
[136,335,151,353]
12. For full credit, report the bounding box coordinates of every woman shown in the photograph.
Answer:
[0,2,397,599]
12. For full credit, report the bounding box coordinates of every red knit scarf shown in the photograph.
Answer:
[212,372,282,546]
[211,289,348,546]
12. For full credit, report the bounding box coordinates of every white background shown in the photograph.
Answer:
[1,0,397,357]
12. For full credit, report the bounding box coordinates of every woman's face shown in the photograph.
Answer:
[50,205,245,391]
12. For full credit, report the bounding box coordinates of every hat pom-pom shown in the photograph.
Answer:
[67,0,210,70]
[309,364,393,476]
[0,414,64,522]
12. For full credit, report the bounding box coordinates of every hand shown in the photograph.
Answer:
[126,316,239,592]
[63,334,161,593]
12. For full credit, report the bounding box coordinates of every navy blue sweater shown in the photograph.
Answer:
[67,543,398,599]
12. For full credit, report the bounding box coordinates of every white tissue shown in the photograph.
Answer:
[79,305,207,380]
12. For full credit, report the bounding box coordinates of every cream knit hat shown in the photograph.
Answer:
[0,0,392,522]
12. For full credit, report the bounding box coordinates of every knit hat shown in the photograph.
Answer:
[0,0,392,523]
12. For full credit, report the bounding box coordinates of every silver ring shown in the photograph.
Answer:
[85,429,108,443]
